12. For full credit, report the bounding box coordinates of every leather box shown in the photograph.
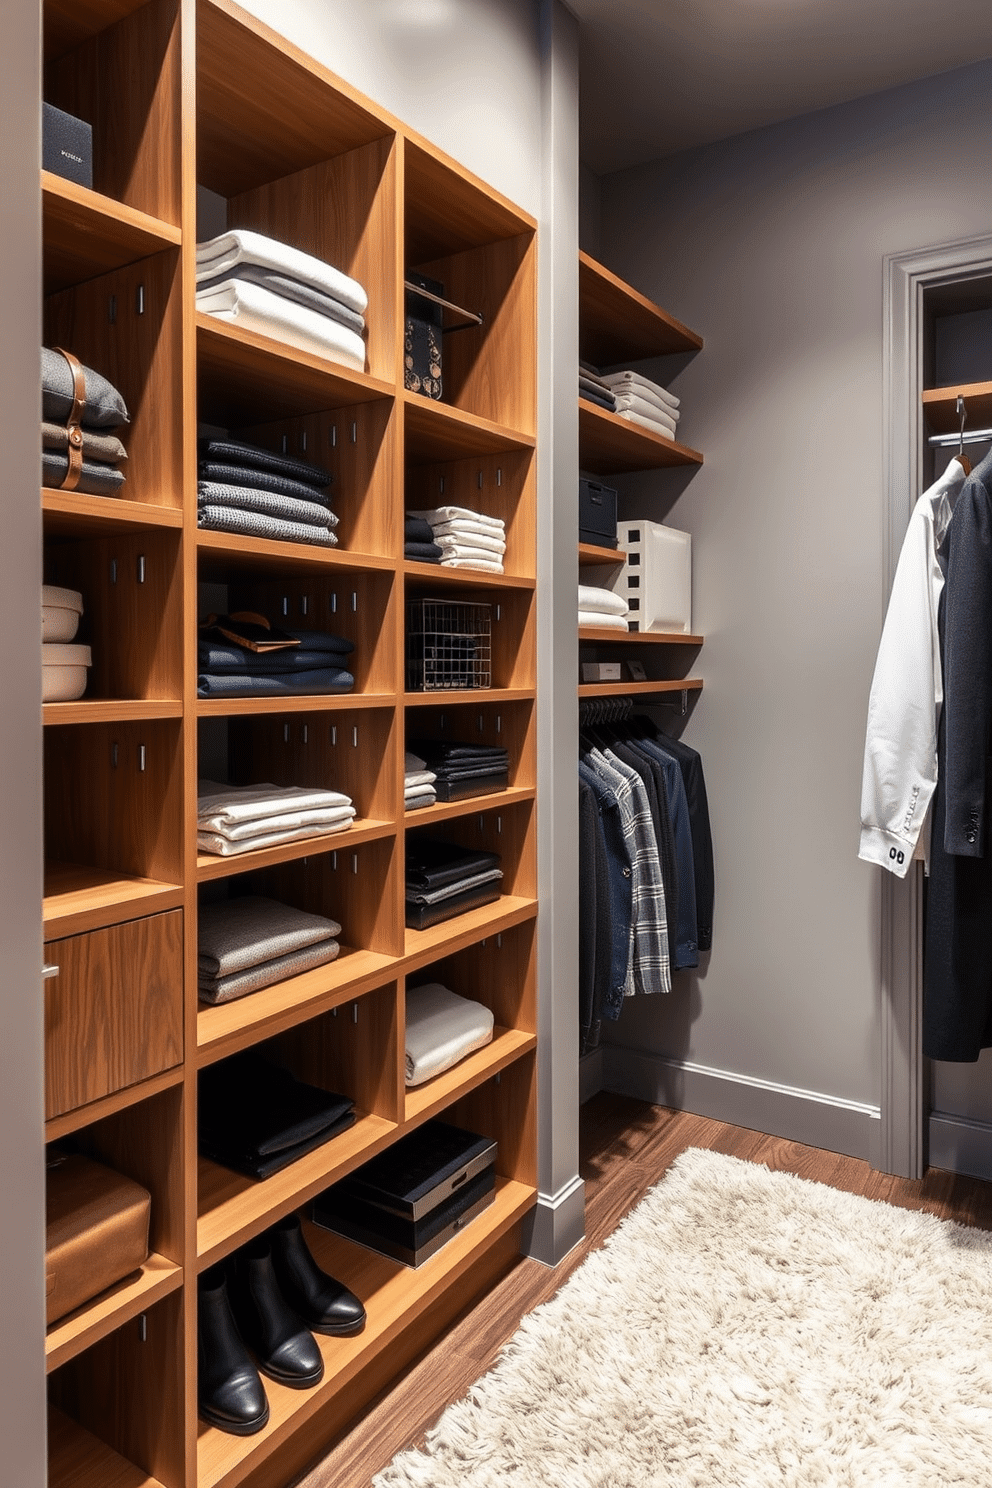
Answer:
[45,1152,150,1325]
[579,477,618,549]
[328,1121,497,1220]
[42,102,93,189]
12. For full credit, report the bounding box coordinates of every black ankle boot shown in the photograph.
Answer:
[198,1264,270,1436]
[229,1237,324,1389]
[267,1212,367,1337]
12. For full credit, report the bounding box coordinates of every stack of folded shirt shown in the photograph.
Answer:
[198,895,342,1005]
[406,839,503,930]
[406,739,509,802]
[405,982,495,1087]
[199,1049,355,1180]
[405,752,437,812]
[404,514,443,565]
[599,369,681,441]
[197,616,355,698]
[406,505,506,573]
[579,584,630,632]
[198,437,339,548]
[579,362,617,412]
[42,347,129,497]
[195,229,368,372]
[198,780,356,857]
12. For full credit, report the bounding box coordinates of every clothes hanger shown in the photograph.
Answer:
[955,395,972,478]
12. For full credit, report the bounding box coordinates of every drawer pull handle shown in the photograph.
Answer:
[42,963,60,980]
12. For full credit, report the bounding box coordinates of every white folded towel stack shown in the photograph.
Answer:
[196,229,368,372]
[404,750,437,811]
[578,583,630,632]
[600,370,681,442]
[407,505,507,574]
[197,779,356,857]
[405,981,495,1086]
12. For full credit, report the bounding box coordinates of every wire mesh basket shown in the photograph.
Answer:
[406,598,492,691]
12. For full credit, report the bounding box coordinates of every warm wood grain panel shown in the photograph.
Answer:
[43,490,184,536]
[922,379,992,432]
[45,1066,184,1144]
[195,819,395,883]
[402,895,538,972]
[579,400,704,475]
[45,701,184,726]
[48,1406,164,1488]
[44,911,183,1119]
[405,446,536,581]
[405,785,536,829]
[404,686,535,708]
[404,1029,536,1126]
[42,173,182,296]
[196,695,397,719]
[409,795,535,901]
[579,250,703,366]
[405,137,536,263]
[405,912,536,1042]
[442,1053,538,1189]
[46,1254,182,1374]
[579,626,704,645]
[578,541,625,566]
[196,531,394,577]
[44,0,151,59]
[577,678,704,698]
[404,393,536,462]
[43,863,183,939]
[405,695,536,793]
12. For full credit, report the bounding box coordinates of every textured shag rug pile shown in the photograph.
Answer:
[375,1147,992,1487]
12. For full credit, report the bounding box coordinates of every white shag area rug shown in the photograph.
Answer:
[374,1147,992,1488]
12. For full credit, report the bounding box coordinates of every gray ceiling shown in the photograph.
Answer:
[573,0,992,175]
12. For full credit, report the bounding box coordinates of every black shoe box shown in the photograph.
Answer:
[43,103,93,189]
[313,1163,496,1268]
[579,477,618,549]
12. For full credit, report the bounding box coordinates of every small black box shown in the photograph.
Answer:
[43,103,93,189]
[579,477,618,548]
[405,273,443,400]
[326,1120,497,1221]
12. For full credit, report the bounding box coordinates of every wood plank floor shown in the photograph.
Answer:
[293,1092,992,1487]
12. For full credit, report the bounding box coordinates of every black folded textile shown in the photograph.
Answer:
[196,266,366,336]
[199,641,353,673]
[197,505,337,547]
[42,450,126,497]
[284,627,356,653]
[405,878,502,930]
[198,464,332,504]
[198,437,332,487]
[42,346,129,429]
[405,516,436,543]
[407,741,509,769]
[433,770,508,802]
[197,668,354,698]
[199,1050,356,1180]
[406,840,502,894]
[405,541,444,560]
[579,388,616,412]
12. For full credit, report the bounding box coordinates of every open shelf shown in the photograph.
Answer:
[403,894,538,970]
[44,700,184,726]
[578,678,704,699]
[579,251,703,367]
[44,1066,184,1145]
[43,862,183,939]
[42,172,181,296]
[196,529,395,574]
[402,562,535,591]
[405,1027,536,1124]
[46,1254,182,1374]
[578,541,625,566]
[48,1405,165,1488]
[579,626,704,645]
[42,491,183,536]
[405,785,536,829]
[922,379,992,432]
[196,693,397,718]
[196,818,395,882]
[404,393,536,462]
[579,401,703,475]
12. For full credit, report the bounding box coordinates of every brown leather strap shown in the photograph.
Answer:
[52,347,86,491]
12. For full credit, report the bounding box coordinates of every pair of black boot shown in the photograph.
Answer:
[198,1212,366,1436]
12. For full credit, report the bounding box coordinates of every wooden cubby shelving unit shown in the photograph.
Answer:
[578,253,704,700]
[40,2,539,1485]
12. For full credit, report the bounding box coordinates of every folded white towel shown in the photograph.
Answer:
[405,982,495,1086]
[578,584,628,617]
[578,610,629,632]
[441,547,506,566]
[611,391,678,434]
[196,279,366,371]
[405,784,437,805]
[601,370,680,412]
[430,518,507,543]
[199,804,357,842]
[197,780,353,826]
[198,817,355,857]
[196,229,368,315]
[404,769,437,789]
[616,408,678,443]
[434,532,506,555]
[408,506,504,532]
[441,556,504,572]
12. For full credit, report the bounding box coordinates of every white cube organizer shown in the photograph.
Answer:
[616,519,692,634]
[42,643,92,702]
[41,585,83,642]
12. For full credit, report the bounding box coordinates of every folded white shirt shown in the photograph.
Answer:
[611,391,678,435]
[408,506,504,532]
[198,817,355,857]
[578,610,629,632]
[200,804,357,842]
[441,556,504,572]
[578,584,629,617]
[198,780,353,826]
[434,532,506,555]
[617,408,678,442]
[196,279,366,371]
[601,370,680,412]
[404,769,437,789]
[430,518,506,543]
[196,229,368,315]
[405,784,437,805]
[405,982,495,1086]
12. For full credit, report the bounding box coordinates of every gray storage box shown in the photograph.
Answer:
[43,103,93,189]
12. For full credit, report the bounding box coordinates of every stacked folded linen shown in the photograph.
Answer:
[404,751,437,812]
[198,895,341,1005]
[42,347,129,497]
[41,585,91,701]
[404,514,443,565]
[198,437,339,548]
[197,620,355,698]
[405,839,503,930]
[197,780,356,857]
[579,583,630,633]
[600,370,681,441]
[579,362,617,412]
[195,229,368,372]
[405,982,495,1086]
[406,738,509,803]
[407,505,506,573]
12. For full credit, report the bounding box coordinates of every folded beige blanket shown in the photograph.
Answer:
[405,982,495,1086]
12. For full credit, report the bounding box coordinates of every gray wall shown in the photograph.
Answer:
[596,61,992,1150]
[0,0,46,1480]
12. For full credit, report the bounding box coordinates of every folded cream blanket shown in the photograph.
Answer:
[578,584,628,616]
[601,370,680,411]
[197,780,353,827]
[434,530,506,555]
[198,895,342,978]
[441,556,504,572]
[578,610,629,632]
[197,816,355,857]
[196,278,366,371]
[408,506,504,532]
[196,229,368,315]
[405,982,495,1086]
[611,391,678,434]
[617,408,677,442]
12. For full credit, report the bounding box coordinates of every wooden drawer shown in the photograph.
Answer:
[44,910,183,1120]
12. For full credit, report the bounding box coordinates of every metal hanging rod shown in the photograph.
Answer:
[928,427,992,447]
[404,280,484,333]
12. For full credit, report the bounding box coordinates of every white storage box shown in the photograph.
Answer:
[42,586,83,642]
[617,520,692,634]
[42,643,92,702]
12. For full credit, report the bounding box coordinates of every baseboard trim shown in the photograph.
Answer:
[579,1048,603,1104]
[520,1173,586,1267]
[929,1111,992,1182]
[602,1045,880,1162]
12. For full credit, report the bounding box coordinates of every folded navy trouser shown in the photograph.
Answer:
[197,668,355,697]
